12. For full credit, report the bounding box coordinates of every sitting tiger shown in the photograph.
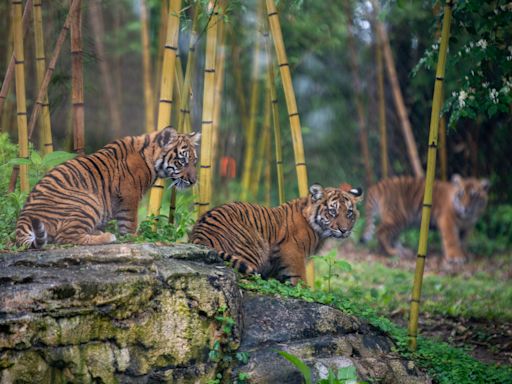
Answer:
[190,183,363,284]
[16,127,199,248]
[360,175,489,262]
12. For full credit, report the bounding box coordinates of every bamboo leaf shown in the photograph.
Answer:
[276,350,312,384]
[42,151,77,168]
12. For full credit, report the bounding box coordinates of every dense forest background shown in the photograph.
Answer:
[1,0,510,206]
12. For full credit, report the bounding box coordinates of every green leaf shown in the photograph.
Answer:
[335,260,352,272]
[5,158,32,166]
[30,151,43,165]
[337,365,357,381]
[42,151,77,168]
[276,350,312,384]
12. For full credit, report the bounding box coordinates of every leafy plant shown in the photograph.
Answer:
[312,249,352,293]
[0,191,27,250]
[277,350,360,384]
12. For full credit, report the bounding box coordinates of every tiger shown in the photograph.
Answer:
[16,127,199,248]
[360,175,489,262]
[190,183,363,285]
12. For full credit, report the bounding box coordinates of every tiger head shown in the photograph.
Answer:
[451,174,489,222]
[152,127,200,189]
[305,183,364,239]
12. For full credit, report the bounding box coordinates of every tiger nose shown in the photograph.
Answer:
[187,167,197,184]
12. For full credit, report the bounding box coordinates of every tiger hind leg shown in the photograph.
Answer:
[55,229,116,246]
[217,251,259,275]
[376,223,410,257]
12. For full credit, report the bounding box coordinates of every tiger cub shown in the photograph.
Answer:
[361,175,489,262]
[190,183,363,284]
[16,127,199,248]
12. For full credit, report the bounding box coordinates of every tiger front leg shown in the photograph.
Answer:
[115,205,139,235]
[437,215,466,264]
[277,243,307,285]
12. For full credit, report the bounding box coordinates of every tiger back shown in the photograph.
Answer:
[16,127,199,248]
[361,175,489,262]
[190,183,363,285]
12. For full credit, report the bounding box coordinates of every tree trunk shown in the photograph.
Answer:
[70,0,84,155]
[373,0,424,178]
[345,0,373,187]
[88,0,123,138]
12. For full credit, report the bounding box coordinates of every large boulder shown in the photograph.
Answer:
[0,244,429,383]
[233,293,431,384]
[0,244,242,383]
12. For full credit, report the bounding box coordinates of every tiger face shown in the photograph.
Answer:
[305,183,363,239]
[154,128,200,189]
[451,174,489,222]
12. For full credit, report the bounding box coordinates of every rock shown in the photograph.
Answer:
[233,293,431,384]
[1,244,430,384]
[0,244,242,384]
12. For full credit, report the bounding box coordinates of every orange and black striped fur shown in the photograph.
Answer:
[190,183,363,284]
[16,128,199,248]
[361,175,489,262]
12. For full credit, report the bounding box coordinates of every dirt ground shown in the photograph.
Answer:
[336,241,512,366]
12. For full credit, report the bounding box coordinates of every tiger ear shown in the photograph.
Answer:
[348,187,364,203]
[339,182,352,192]
[188,132,201,146]
[157,127,177,148]
[481,178,490,191]
[451,174,463,186]
[309,183,324,202]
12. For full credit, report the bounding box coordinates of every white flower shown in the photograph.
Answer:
[458,90,468,108]
[432,43,439,50]
[489,88,499,104]
[482,82,489,88]
[476,39,487,49]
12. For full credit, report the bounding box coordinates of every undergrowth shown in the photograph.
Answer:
[240,276,512,384]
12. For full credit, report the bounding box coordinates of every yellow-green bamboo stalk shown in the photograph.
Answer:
[27,0,81,140]
[12,0,29,192]
[408,0,453,351]
[0,0,32,121]
[178,3,199,134]
[1,9,15,135]
[231,29,249,130]
[266,0,311,285]
[241,0,263,201]
[375,20,388,178]
[141,0,155,133]
[147,0,183,219]
[70,0,84,155]
[264,29,285,204]
[264,127,272,206]
[439,116,447,181]
[33,0,53,155]
[197,1,219,216]
[250,91,271,198]
[211,9,226,180]
[154,0,169,113]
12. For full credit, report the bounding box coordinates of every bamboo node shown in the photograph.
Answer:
[201,120,213,124]
[429,142,438,148]
[205,68,215,73]
[160,99,173,104]
[152,184,165,189]
[278,62,289,67]
[435,76,444,81]
[200,165,211,168]
[164,44,178,51]
[295,162,306,166]
[416,254,427,259]
[423,203,432,208]
[289,112,299,117]
[268,11,278,17]
[410,298,421,303]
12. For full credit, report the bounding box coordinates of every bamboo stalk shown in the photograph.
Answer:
[374,14,389,178]
[266,0,311,286]
[140,0,155,133]
[264,128,272,206]
[33,0,54,155]
[408,0,453,351]
[27,0,81,140]
[147,0,183,219]
[264,29,285,204]
[345,0,373,187]
[211,10,226,181]
[178,3,199,134]
[197,1,219,216]
[0,0,32,121]
[250,91,271,198]
[12,0,30,192]
[241,0,263,201]
[231,30,249,130]
[373,1,424,178]
[70,0,84,155]
[439,116,447,181]
[88,0,123,137]
[1,8,15,135]
[154,0,169,113]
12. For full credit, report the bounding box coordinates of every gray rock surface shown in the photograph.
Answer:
[233,293,431,384]
[0,244,241,384]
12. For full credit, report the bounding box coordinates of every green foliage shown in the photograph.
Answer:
[240,275,512,384]
[0,133,18,194]
[470,204,512,255]
[277,350,313,384]
[0,191,27,250]
[312,249,352,293]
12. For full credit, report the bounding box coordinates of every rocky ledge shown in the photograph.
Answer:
[0,244,429,383]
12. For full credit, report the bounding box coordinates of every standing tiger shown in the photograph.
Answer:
[16,127,199,248]
[360,175,489,262]
[190,183,363,284]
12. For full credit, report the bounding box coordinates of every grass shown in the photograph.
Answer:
[313,250,512,322]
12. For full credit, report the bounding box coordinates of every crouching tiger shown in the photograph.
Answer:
[16,127,199,248]
[360,175,489,262]
[190,183,363,285]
